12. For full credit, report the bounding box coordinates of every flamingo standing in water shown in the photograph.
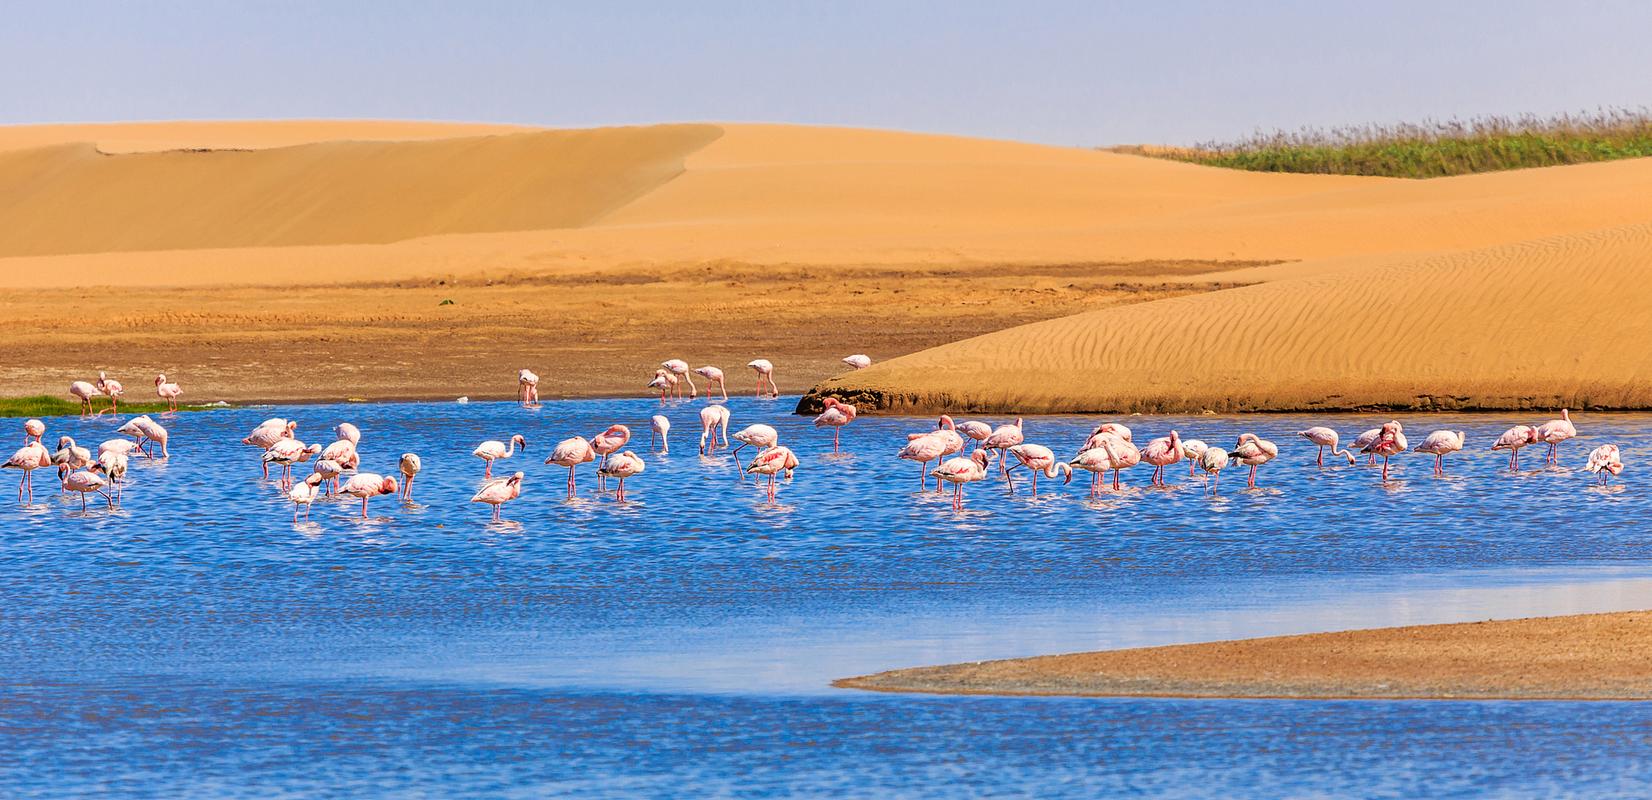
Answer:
[589,425,632,491]
[1492,424,1540,472]
[1536,409,1577,465]
[95,372,124,416]
[1231,433,1279,488]
[546,436,596,498]
[956,420,993,452]
[983,418,1024,474]
[897,432,949,490]
[398,453,421,501]
[244,419,296,479]
[4,441,51,503]
[651,415,671,453]
[1070,434,1139,493]
[1361,421,1408,481]
[287,473,323,522]
[1181,439,1209,477]
[662,359,697,399]
[598,451,646,501]
[23,419,45,446]
[1351,428,1382,465]
[1198,447,1230,494]
[1412,430,1466,476]
[518,369,540,406]
[472,471,524,521]
[263,438,323,489]
[699,405,731,453]
[129,416,170,459]
[814,398,856,453]
[64,467,113,511]
[473,434,526,479]
[647,369,678,401]
[154,374,183,412]
[1139,430,1183,486]
[313,459,344,497]
[931,450,992,509]
[748,359,778,398]
[842,354,872,370]
[745,445,799,500]
[69,381,99,416]
[1297,427,1354,466]
[97,450,128,505]
[1086,422,1133,446]
[1585,444,1624,486]
[730,424,778,474]
[694,366,729,401]
[51,436,93,487]
[1005,444,1071,495]
[339,473,398,518]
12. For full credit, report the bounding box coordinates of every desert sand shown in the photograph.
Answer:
[1,119,1650,407]
[837,611,1652,700]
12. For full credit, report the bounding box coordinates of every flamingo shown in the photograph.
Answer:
[1181,439,1208,477]
[321,435,359,472]
[647,369,678,402]
[97,450,128,504]
[1231,433,1278,488]
[95,371,124,416]
[69,380,99,416]
[98,439,142,459]
[4,441,51,503]
[932,415,966,458]
[1086,422,1133,445]
[699,405,731,453]
[745,445,799,500]
[398,453,421,501]
[983,418,1025,474]
[589,425,632,491]
[1070,434,1139,492]
[1492,424,1540,472]
[288,473,324,522]
[116,417,151,453]
[842,354,872,370]
[748,359,778,398]
[897,432,949,490]
[264,439,323,489]
[1297,427,1354,466]
[1351,428,1382,465]
[651,414,671,453]
[931,450,992,509]
[64,467,113,511]
[694,366,729,401]
[598,450,646,501]
[1199,447,1230,494]
[1585,444,1624,486]
[662,359,697,399]
[472,471,524,521]
[814,398,856,453]
[335,423,361,447]
[956,420,993,451]
[473,434,526,479]
[122,416,169,459]
[730,424,779,474]
[518,368,540,406]
[244,419,296,479]
[1005,444,1071,495]
[1412,430,1466,476]
[23,418,44,446]
[313,458,345,497]
[51,436,93,487]
[1140,430,1183,486]
[1536,409,1578,465]
[339,473,398,518]
[154,374,182,412]
[1360,421,1408,481]
[546,436,597,498]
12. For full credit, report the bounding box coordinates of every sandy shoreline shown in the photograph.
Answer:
[837,612,1652,700]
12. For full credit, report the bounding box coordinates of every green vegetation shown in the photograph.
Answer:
[1114,108,1652,178]
[0,395,225,418]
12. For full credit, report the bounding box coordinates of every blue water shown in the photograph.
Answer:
[5,398,1652,798]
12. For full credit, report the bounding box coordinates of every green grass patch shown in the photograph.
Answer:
[0,395,227,419]
[1110,108,1652,178]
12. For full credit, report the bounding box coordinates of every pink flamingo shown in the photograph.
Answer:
[473,434,526,479]
[23,418,45,446]
[1585,444,1624,486]
[650,415,671,453]
[1492,425,1540,471]
[647,369,677,402]
[983,418,1025,474]
[122,416,170,459]
[1351,428,1382,465]
[1412,430,1466,476]
[730,424,778,474]
[1535,409,1577,465]
[518,369,540,406]
[1231,433,1279,488]
[321,436,359,472]
[4,441,51,503]
[931,450,992,508]
[472,471,524,521]
[546,436,597,498]
[897,432,949,490]
[1297,427,1354,466]
[244,419,297,479]
[1086,422,1133,447]
[590,425,632,491]
[69,380,99,417]
[700,405,731,453]
[1005,444,1071,495]
[313,459,345,497]
[155,374,183,412]
[94,372,124,416]
[1139,430,1183,486]
[748,359,778,398]
[51,436,93,487]
[662,359,697,399]
[956,420,993,451]
[64,467,113,511]
[1198,447,1230,494]
[694,366,729,401]
[1181,439,1208,477]
[99,438,141,460]
[264,438,322,489]
[398,453,421,502]
[745,445,799,500]
[598,450,646,501]
[1076,433,1141,491]
[287,473,324,522]
[339,473,398,518]
[842,354,872,370]
[97,450,128,505]
[1360,421,1408,481]
[814,398,856,453]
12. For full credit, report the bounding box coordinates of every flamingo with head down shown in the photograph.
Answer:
[745,445,799,500]
[699,405,731,453]
[694,366,729,401]
[1231,433,1279,488]
[841,354,872,370]
[518,369,540,406]
[589,425,632,491]
[650,415,671,453]
[661,359,697,399]
[1005,444,1071,496]
[814,398,856,453]
[748,359,778,398]
[1360,421,1408,481]
[1139,430,1183,486]
[472,472,525,521]
[931,450,992,509]
[1297,427,1354,466]
[398,453,421,501]
[598,451,646,501]
[339,473,399,519]
[1585,444,1624,486]
[1492,425,1540,472]
[730,424,778,474]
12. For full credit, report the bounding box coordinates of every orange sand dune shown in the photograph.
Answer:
[0,120,537,153]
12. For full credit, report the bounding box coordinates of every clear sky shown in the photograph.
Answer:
[5,0,1650,146]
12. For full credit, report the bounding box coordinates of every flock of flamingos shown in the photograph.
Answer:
[1,356,1627,520]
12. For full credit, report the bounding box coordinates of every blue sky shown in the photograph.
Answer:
[4,1,1649,145]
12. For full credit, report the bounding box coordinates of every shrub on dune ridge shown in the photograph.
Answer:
[1112,107,1652,178]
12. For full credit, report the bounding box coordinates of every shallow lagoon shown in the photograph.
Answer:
[5,398,1652,798]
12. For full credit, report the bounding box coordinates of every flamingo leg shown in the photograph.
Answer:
[833,427,841,453]
[1031,472,1039,496]
[1317,446,1325,466]
[1382,457,1391,482]
[1005,464,1016,493]
[360,497,369,518]
[1248,465,1258,488]
[1112,470,1121,491]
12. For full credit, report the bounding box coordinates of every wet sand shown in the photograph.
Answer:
[837,612,1652,700]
